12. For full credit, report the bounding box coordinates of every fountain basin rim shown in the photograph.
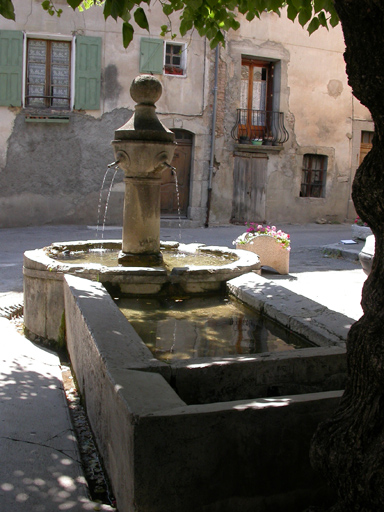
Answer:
[26,240,260,274]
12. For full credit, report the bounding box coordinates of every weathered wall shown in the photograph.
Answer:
[208,10,373,225]
[0,0,210,227]
[0,109,128,227]
[0,2,374,228]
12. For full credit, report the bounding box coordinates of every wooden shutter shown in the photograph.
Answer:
[0,30,23,107]
[74,35,101,110]
[140,38,163,74]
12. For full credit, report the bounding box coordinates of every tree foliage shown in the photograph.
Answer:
[0,0,339,47]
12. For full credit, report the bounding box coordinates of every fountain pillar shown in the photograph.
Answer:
[112,75,175,266]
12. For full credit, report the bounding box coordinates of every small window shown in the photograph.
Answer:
[164,43,185,76]
[139,38,186,76]
[359,130,374,164]
[300,154,327,198]
[26,39,71,108]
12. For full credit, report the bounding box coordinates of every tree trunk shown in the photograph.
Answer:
[310,1,384,510]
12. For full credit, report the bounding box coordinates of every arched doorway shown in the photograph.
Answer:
[161,129,193,217]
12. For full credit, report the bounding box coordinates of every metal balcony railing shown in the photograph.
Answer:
[231,109,289,145]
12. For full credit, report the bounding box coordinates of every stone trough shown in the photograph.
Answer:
[62,271,351,512]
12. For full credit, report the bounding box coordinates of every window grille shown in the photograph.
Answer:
[300,154,327,198]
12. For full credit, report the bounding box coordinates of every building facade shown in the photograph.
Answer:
[0,0,373,228]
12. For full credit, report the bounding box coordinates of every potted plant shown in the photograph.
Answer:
[234,223,290,274]
[352,217,372,240]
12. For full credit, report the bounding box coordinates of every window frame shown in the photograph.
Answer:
[239,57,275,141]
[359,130,374,165]
[300,154,328,198]
[23,33,75,110]
[25,37,72,109]
[164,42,186,77]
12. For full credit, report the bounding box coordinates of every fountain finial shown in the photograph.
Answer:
[130,75,162,105]
[114,75,175,142]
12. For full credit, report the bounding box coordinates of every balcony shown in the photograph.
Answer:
[231,109,289,146]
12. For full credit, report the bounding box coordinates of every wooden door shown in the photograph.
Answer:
[231,153,267,223]
[161,131,192,216]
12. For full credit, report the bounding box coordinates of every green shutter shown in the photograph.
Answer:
[140,38,163,74]
[0,30,23,107]
[75,35,101,110]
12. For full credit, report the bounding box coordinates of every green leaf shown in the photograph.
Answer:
[307,16,320,34]
[121,10,131,23]
[162,4,173,16]
[134,7,148,30]
[329,11,339,27]
[298,6,312,27]
[122,21,134,47]
[67,0,83,8]
[313,0,327,14]
[266,0,283,13]
[317,11,327,28]
[41,0,51,10]
[0,0,16,19]
[210,31,224,49]
[103,0,112,19]
[230,19,240,31]
[287,3,298,22]
[290,0,303,10]
[180,18,193,36]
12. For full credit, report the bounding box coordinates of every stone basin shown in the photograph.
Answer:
[23,240,260,341]
[61,272,346,512]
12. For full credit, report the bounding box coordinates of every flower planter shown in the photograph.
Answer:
[237,234,290,275]
[351,224,372,241]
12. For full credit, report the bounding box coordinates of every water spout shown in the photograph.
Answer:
[163,162,177,173]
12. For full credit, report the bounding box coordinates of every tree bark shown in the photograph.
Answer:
[310,1,384,510]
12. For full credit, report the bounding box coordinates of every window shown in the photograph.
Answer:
[164,43,185,75]
[26,39,71,108]
[0,30,101,110]
[140,38,186,76]
[359,130,374,165]
[300,154,327,198]
[238,57,276,141]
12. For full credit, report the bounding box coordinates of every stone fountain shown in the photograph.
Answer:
[23,75,260,341]
[112,75,176,266]
[22,75,344,512]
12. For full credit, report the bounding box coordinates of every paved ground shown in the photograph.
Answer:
[0,222,368,511]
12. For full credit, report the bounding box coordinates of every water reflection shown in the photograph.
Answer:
[53,248,237,269]
[117,295,314,362]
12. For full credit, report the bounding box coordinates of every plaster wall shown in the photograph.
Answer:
[208,10,372,225]
[0,2,373,227]
[0,0,209,227]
